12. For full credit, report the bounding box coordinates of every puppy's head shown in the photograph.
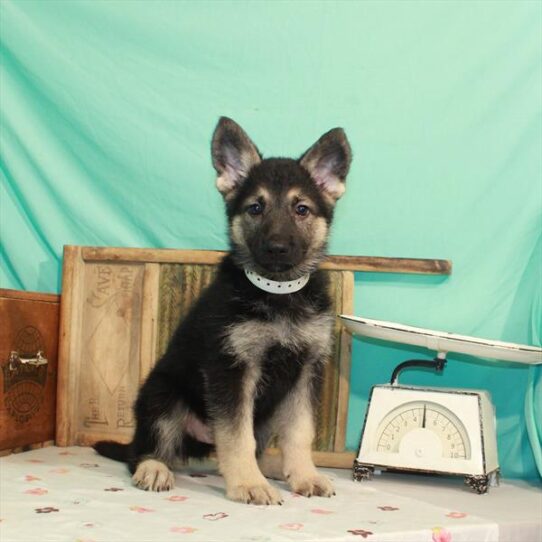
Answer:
[211,117,352,279]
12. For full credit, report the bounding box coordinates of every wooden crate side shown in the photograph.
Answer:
[0,294,59,452]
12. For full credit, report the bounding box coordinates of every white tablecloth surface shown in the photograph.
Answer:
[1,446,540,542]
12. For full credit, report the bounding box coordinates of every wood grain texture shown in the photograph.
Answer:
[139,264,160,384]
[56,246,85,446]
[156,264,216,359]
[81,246,451,275]
[76,262,144,440]
[333,271,354,452]
[263,448,356,469]
[0,289,59,304]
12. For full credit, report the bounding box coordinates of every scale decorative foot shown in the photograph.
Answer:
[353,460,374,481]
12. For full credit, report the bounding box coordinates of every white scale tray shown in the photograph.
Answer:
[339,315,542,364]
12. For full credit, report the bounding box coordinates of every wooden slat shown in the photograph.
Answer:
[156,264,217,359]
[139,264,160,383]
[333,271,354,452]
[315,271,342,451]
[264,448,356,469]
[0,289,59,303]
[76,262,144,440]
[80,246,451,275]
[56,246,85,446]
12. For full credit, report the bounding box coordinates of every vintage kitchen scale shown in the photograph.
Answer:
[340,315,542,494]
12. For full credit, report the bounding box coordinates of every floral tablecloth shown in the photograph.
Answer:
[1,446,540,542]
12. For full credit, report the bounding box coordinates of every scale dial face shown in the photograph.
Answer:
[376,400,471,460]
[357,385,499,476]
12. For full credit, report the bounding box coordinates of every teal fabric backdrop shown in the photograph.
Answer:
[1,1,540,479]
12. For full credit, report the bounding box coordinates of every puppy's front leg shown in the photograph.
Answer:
[214,379,283,505]
[277,370,335,498]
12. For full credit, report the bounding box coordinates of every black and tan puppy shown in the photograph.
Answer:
[94,117,352,505]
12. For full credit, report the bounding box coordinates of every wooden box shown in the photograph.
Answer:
[0,289,60,454]
[56,246,450,467]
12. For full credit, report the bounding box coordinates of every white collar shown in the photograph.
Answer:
[244,269,310,294]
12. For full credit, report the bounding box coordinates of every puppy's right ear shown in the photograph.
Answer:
[211,117,261,198]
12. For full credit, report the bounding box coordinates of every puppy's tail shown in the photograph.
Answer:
[93,440,130,463]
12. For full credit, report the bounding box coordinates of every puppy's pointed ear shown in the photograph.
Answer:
[299,128,352,202]
[211,117,262,198]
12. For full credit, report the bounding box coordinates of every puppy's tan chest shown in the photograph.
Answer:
[223,313,334,365]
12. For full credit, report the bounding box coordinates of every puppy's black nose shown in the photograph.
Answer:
[266,238,289,256]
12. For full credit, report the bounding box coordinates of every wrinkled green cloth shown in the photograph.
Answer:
[1,0,540,480]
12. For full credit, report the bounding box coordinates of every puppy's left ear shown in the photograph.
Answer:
[211,117,262,198]
[299,128,352,201]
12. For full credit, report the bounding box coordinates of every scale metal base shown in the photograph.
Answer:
[353,459,501,495]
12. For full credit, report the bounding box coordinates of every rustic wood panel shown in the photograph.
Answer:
[0,290,59,452]
[57,245,452,467]
[76,262,144,441]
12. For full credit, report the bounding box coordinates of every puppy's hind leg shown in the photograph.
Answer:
[130,401,186,492]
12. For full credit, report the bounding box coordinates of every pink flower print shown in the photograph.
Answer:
[203,512,228,521]
[170,526,197,534]
[311,508,334,515]
[26,459,44,464]
[58,451,76,456]
[24,488,48,496]
[129,506,155,513]
[24,475,41,482]
[377,506,399,511]
[279,523,303,531]
[50,467,69,474]
[35,507,59,514]
[446,512,467,519]
[432,527,452,542]
[167,495,189,502]
[348,530,373,538]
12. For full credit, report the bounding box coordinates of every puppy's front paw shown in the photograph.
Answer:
[227,482,283,505]
[132,459,175,492]
[289,473,335,498]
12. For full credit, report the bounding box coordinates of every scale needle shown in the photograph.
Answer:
[422,404,427,428]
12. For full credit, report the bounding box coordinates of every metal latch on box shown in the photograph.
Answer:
[8,350,48,371]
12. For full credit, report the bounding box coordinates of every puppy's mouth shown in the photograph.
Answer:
[261,261,295,273]
[251,255,308,281]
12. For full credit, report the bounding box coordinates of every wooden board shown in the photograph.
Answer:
[57,245,451,466]
[0,289,59,453]
[82,246,452,275]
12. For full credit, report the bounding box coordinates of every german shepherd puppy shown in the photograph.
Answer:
[94,117,352,505]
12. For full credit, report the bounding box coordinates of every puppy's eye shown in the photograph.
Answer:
[247,203,263,216]
[295,204,310,217]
